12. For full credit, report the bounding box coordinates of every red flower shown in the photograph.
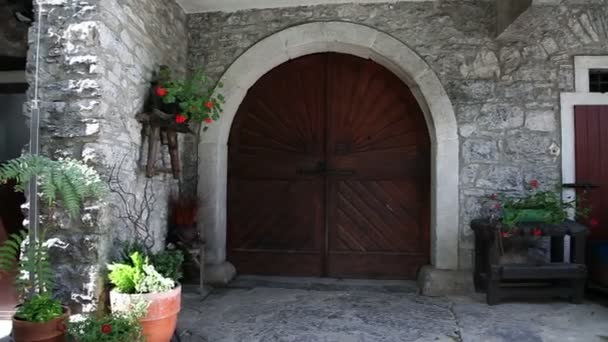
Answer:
[155,86,168,97]
[590,218,600,227]
[205,101,214,109]
[204,117,213,124]
[529,179,540,189]
[501,231,510,238]
[532,228,542,236]
[101,324,112,334]
[175,114,187,124]
[493,203,501,210]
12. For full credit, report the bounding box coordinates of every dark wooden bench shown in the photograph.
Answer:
[487,263,587,305]
[472,219,588,305]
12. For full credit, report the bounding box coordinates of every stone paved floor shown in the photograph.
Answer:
[177,278,608,342]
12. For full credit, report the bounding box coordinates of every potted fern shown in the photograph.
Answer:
[0,155,105,342]
[108,250,182,342]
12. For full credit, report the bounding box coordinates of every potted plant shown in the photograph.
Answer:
[108,250,182,342]
[488,179,590,231]
[167,196,200,283]
[68,303,147,342]
[0,154,105,342]
[153,66,225,129]
[485,179,590,264]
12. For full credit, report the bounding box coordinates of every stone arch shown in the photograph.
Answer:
[197,21,459,284]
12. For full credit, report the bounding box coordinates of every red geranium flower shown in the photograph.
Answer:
[101,324,112,334]
[204,117,213,124]
[590,218,600,227]
[205,101,214,109]
[155,86,168,97]
[493,203,501,210]
[532,228,542,236]
[529,179,540,189]
[175,114,187,124]
[501,231,510,238]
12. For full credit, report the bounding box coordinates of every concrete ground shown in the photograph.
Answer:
[177,276,608,342]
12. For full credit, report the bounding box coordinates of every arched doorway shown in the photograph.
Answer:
[197,22,460,286]
[227,53,430,279]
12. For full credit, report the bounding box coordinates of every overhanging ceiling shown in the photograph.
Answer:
[175,0,430,13]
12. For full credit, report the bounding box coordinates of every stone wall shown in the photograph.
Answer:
[28,0,186,311]
[187,0,608,270]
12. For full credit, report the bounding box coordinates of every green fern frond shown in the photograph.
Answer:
[0,231,27,275]
[0,154,105,218]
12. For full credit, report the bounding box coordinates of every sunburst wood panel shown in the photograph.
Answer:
[325,53,430,279]
[227,54,327,276]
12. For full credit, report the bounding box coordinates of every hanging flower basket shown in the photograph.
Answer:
[152,66,225,132]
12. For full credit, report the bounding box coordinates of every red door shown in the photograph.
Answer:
[575,105,608,240]
[228,53,430,279]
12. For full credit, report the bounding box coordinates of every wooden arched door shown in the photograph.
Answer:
[227,53,430,279]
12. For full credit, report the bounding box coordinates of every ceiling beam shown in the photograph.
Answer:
[0,56,26,71]
[176,0,432,14]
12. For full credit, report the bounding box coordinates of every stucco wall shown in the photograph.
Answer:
[187,1,608,270]
[28,0,187,311]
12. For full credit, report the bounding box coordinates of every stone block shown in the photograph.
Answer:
[418,266,474,297]
[478,103,524,130]
[475,164,522,191]
[462,138,499,163]
[503,132,557,163]
[204,261,236,286]
[525,109,556,132]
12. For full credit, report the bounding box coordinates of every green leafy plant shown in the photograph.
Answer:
[0,154,105,322]
[0,154,105,217]
[154,67,225,127]
[108,251,175,294]
[0,230,55,298]
[68,305,147,342]
[14,294,63,322]
[486,179,591,230]
[151,249,184,282]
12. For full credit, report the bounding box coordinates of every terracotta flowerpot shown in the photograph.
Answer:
[110,285,181,342]
[12,306,70,342]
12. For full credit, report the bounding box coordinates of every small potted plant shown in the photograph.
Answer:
[0,154,105,342]
[152,66,225,130]
[68,303,147,342]
[108,250,182,342]
[485,179,590,264]
[167,196,200,283]
[488,179,590,231]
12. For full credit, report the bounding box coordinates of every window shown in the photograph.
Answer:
[589,69,608,93]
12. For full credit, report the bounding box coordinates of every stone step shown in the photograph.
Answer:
[228,275,418,293]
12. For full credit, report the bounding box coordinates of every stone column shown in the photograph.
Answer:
[197,142,236,286]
